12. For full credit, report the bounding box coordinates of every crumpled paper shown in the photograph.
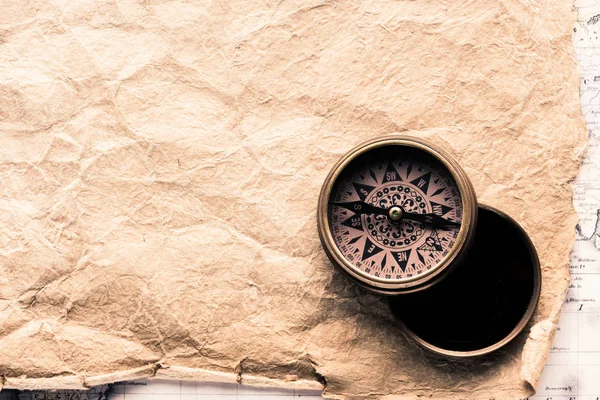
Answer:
[0,0,587,398]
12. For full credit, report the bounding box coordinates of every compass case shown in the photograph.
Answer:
[317,136,478,295]
[388,204,541,357]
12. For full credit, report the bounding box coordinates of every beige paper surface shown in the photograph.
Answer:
[0,0,587,398]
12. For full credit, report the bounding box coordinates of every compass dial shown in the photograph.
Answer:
[318,136,477,295]
[331,159,462,279]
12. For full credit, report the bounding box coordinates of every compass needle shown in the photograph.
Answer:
[402,211,461,227]
[330,200,389,216]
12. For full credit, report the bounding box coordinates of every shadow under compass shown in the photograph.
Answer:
[311,205,541,396]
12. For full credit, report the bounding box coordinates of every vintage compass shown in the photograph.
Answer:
[318,135,541,357]
[317,136,478,295]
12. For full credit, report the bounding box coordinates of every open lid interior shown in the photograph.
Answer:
[388,204,541,357]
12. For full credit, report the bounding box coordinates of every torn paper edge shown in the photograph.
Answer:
[2,364,325,393]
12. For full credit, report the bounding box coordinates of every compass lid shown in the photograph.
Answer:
[388,204,541,357]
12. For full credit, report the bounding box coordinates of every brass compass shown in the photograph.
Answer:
[317,136,478,295]
[317,135,541,357]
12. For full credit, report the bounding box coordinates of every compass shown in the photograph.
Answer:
[317,136,478,295]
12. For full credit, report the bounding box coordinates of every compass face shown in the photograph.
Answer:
[319,138,476,294]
